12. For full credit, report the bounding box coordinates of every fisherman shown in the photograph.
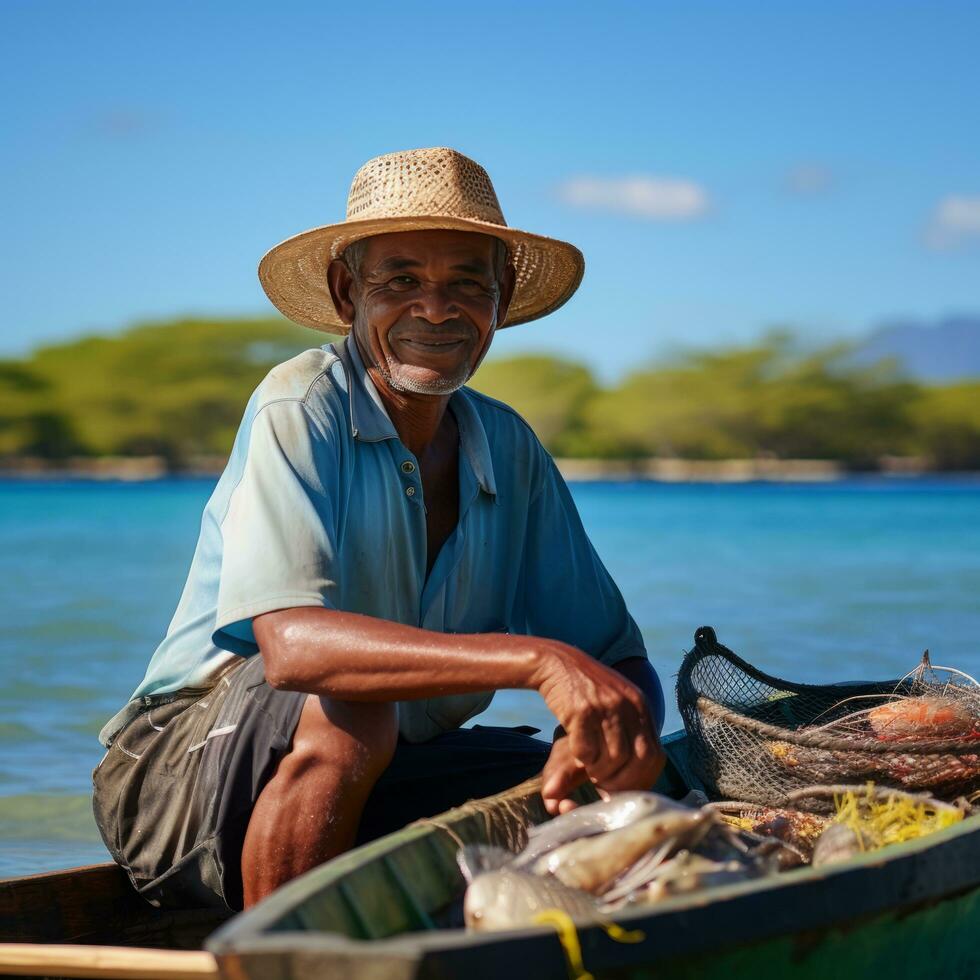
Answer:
[93,148,666,911]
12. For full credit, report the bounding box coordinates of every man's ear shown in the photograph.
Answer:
[326,259,357,326]
[496,261,517,327]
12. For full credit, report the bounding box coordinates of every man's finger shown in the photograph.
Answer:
[542,761,588,802]
[593,747,666,795]
[569,722,601,769]
[587,746,635,790]
[584,707,638,782]
[601,713,631,775]
[542,755,588,815]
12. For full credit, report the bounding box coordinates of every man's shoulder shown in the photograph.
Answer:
[252,346,341,408]
[462,386,542,443]
[460,387,553,480]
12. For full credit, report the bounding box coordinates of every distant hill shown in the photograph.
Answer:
[855,315,980,381]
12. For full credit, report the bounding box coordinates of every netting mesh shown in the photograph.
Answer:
[677,627,980,810]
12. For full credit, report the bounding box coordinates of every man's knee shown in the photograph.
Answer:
[289,696,398,785]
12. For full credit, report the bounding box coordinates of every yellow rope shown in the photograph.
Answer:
[832,782,963,849]
[534,910,593,980]
[533,909,646,980]
[602,921,645,944]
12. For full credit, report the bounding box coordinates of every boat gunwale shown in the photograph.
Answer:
[211,814,980,972]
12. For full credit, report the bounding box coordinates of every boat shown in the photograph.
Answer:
[3,729,980,979]
[0,861,225,978]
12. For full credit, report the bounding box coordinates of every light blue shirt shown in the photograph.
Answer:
[100,336,660,746]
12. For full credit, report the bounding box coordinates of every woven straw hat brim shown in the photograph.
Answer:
[258,215,584,334]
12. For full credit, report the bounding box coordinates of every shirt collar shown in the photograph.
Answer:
[331,335,398,443]
[330,336,497,498]
[452,388,498,499]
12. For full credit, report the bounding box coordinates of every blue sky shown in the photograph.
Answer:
[3,1,978,379]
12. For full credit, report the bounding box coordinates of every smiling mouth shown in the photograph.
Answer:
[399,337,468,351]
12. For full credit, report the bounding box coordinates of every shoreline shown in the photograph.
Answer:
[0,454,968,484]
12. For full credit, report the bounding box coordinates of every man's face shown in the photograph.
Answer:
[331,229,513,397]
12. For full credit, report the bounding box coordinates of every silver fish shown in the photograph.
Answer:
[514,792,690,869]
[463,868,598,932]
[531,809,712,894]
[610,850,755,907]
[597,817,723,902]
[456,844,515,883]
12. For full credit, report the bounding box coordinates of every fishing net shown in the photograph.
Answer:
[677,627,980,811]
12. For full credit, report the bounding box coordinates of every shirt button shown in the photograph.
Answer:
[405,486,416,497]
[401,460,416,474]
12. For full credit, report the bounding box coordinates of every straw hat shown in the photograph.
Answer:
[258,147,584,333]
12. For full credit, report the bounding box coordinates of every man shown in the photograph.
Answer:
[93,147,666,912]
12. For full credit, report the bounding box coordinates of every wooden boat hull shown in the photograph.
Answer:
[208,732,980,979]
[0,863,226,948]
[0,864,227,977]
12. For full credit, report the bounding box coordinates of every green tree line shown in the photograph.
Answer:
[1,318,978,469]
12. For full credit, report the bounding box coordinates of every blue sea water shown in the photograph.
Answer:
[1,476,979,878]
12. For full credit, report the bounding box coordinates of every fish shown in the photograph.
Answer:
[513,792,690,869]
[608,850,755,908]
[598,820,774,904]
[456,844,518,882]
[811,822,870,867]
[531,808,713,894]
[463,868,599,932]
[459,791,788,930]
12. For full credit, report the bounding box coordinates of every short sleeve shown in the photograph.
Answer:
[212,399,340,655]
[521,458,663,718]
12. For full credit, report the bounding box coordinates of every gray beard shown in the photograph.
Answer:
[376,358,472,396]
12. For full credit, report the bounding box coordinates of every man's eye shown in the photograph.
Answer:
[390,275,417,287]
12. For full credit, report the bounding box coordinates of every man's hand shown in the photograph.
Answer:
[532,642,665,814]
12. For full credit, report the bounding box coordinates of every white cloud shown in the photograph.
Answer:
[558,175,710,220]
[785,163,833,195]
[925,195,980,250]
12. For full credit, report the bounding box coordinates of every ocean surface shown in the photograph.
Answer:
[2,476,979,878]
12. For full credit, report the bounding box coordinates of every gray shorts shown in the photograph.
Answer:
[92,655,550,911]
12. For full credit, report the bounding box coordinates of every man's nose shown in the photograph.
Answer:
[409,283,460,324]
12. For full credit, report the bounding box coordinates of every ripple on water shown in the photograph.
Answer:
[6,618,140,644]
[0,722,37,745]
[0,840,111,878]
[2,477,979,874]
[0,682,97,704]
[0,794,101,842]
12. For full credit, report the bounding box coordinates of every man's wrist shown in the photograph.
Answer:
[520,634,566,692]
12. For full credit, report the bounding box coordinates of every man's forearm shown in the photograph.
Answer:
[255,607,660,792]
[253,606,547,700]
